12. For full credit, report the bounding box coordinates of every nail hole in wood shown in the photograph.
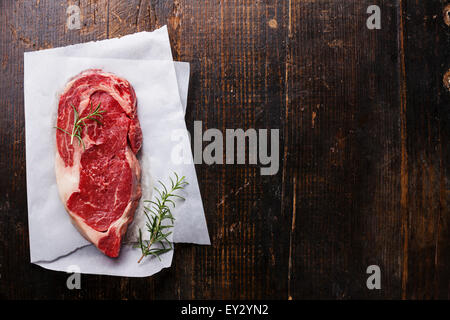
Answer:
[444,4,450,26]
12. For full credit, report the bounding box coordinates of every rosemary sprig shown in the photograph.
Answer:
[55,102,105,149]
[136,172,188,263]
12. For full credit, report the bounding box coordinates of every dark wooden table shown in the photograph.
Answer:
[0,0,448,300]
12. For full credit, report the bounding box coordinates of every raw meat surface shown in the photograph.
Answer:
[55,69,142,258]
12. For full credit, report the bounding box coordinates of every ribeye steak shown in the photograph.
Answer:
[55,69,142,257]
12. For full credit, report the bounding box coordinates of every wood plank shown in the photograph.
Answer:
[286,0,403,298]
[401,0,450,299]
[173,0,289,299]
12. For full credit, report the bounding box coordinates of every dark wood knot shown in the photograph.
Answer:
[444,4,450,26]
[444,70,450,91]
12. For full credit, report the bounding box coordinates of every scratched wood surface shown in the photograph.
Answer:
[0,0,448,299]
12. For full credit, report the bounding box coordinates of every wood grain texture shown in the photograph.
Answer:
[400,0,449,299]
[0,0,448,299]
[286,0,403,299]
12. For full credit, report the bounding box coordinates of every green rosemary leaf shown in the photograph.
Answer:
[136,172,188,264]
[54,126,71,135]
[55,102,105,150]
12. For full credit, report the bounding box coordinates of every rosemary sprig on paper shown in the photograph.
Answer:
[136,173,188,263]
[55,102,105,149]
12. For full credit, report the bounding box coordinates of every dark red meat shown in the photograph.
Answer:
[55,69,142,258]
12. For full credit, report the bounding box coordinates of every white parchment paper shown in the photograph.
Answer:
[34,26,174,61]
[24,27,209,277]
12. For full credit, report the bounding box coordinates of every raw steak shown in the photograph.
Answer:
[55,69,142,258]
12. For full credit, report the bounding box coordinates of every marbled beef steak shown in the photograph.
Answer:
[55,69,142,257]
